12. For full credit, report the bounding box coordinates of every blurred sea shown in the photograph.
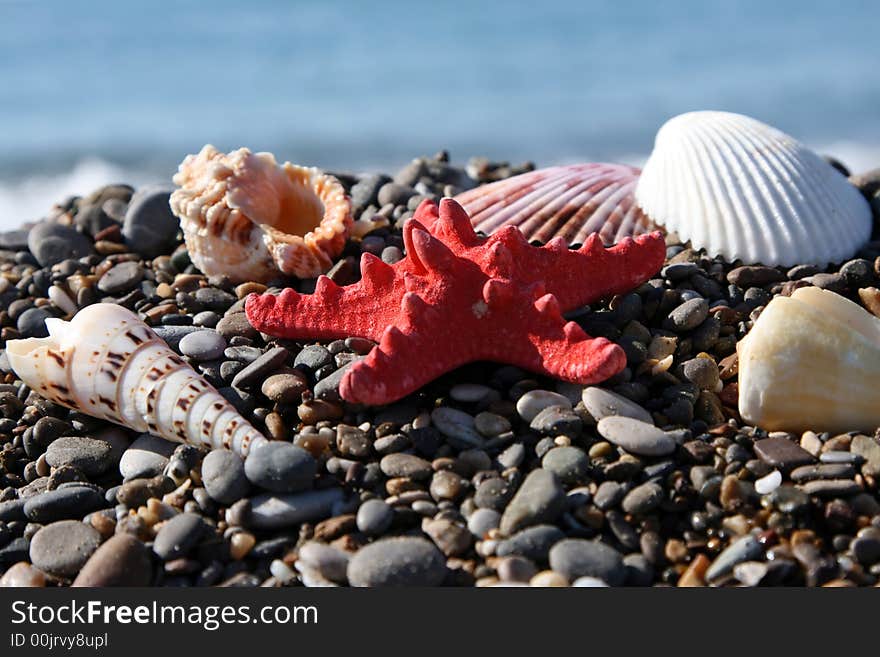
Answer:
[1,0,879,228]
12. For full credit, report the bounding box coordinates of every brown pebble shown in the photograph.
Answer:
[529,570,568,587]
[677,553,710,587]
[264,412,288,441]
[229,531,256,560]
[72,534,153,587]
[0,562,46,587]
[235,282,267,299]
[313,514,357,541]
[858,287,880,317]
[298,400,343,424]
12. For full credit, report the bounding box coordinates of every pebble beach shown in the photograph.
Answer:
[1,150,880,588]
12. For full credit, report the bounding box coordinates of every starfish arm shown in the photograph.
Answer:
[245,252,405,342]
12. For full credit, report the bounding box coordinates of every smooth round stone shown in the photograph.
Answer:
[474,412,511,437]
[705,534,763,581]
[516,390,572,422]
[17,307,52,338]
[73,534,153,586]
[449,383,493,403]
[45,436,113,476]
[379,453,432,480]
[29,520,101,578]
[755,470,782,495]
[356,499,394,536]
[244,443,317,493]
[261,372,308,403]
[23,486,105,523]
[621,481,665,515]
[297,541,350,583]
[28,222,94,267]
[431,407,483,447]
[122,186,178,258]
[152,513,207,560]
[216,312,259,341]
[347,537,446,587]
[201,449,250,505]
[497,555,537,582]
[596,417,676,456]
[178,330,227,362]
[541,447,589,486]
[294,345,333,371]
[530,406,582,436]
[665,298,709,331]
[582,387,653,424]
[467,508,501,537]
[548,539,625,586]
[119,434,178,480]
[247,488,344,530]
[0,562,46,587]
[97,261,144,295]
[681,358,720,391]
[499,469,566,535]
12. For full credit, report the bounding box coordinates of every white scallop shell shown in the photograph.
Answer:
[5,303,267,457]
[635,111,872,266]
[455,163,655,245]
[737,286,880,434]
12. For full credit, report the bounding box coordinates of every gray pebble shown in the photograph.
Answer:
[681,357,720,391]
[178,330,227,361]
[582,386,653,424]
[97,261,144,295]
[356,498,394,536]
[298,541,350,583]
[499,469,565,535]
[467,508,501,537]
[28,222,94,267]
[201,449,250,505]
[122,186,179,258]
[496,525,565,562]
[379,453,432,480]
[596,416,676,456]
[541,447,589,486]
[621,481,665,515]
[17,307,52,338]
[516,390,572,422]
[45,436,114,477]
[664,297,708,332]
[248,488,345,530]
[548,539,625,586]
[120,434,178,480]
[294,344,333,372]
[153,512,207,560]
[530,406,582,436]
[706,534,763,581]
[231,346,289,389]
[23,486,105,523]
[430,407,483,448]
[347,537,445,587]
[29,520,101,578]
[244,442,316,493]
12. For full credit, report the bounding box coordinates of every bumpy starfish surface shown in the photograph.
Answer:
[246,199,664,405]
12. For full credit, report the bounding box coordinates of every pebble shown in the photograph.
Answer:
[541,447,589,486]
[474,412,511,437]
[548,539,625,586]
[755,470,782,495]
[790,463,854,482]
[851,434,880,476]
[152,325,201,350]
[28,222,94,267]
[596,416,676,456]
[572,576,610,587]
[244,442,317,493]
[733,561,768,587]
[0,562,46,587]
[97,261,144,294]
[497,555,537,582]
[379,453,433,480]
[681,357,720,391]
[231,346,289,389]
[178,330,227,362]
[727,265,786,288]
[294,344,333,372]
[201,449,250,505]
[119,434,178,480]
[261,372,308,403]
[298,541,350,583]
[582,386,653,424]
[347,537,446,587]
[45,436,114,477]
[621,481,665,515]
[29,520,101,578]
[449,383,493,403]
[23,486,106,523]
[215,312,259,341]
[247,488,345,530]
[705,534,763,581]
[122,186,179,257]
[530,406,582,436]
[467,508,501,537]
[153,513,207,560]
[499,469,565,535]
[753,436,815,471]
[17,307,52,338]
[529,570,568,587]
[515,390,572,422]
[356,499,394,536]
[664,298,709,331]
[430,407,484,447]
[423,517,472,556]
[72,534,153,586]
[799,479,861,497]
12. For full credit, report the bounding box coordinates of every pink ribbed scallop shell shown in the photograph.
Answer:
[455,163,657,245]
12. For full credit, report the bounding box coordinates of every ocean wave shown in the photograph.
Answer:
[0,158,163,231]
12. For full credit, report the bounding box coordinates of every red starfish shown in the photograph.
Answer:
[245,199,664,405]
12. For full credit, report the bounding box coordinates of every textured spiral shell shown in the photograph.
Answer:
[5,303,267,457]
[455,163,655,246]
[635,111,872,266]
[170,145,352,282]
